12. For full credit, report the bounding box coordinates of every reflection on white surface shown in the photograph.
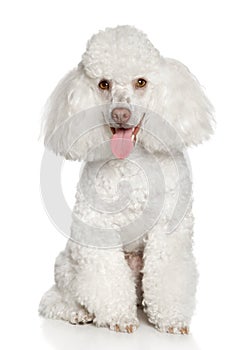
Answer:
[40,310,200,350]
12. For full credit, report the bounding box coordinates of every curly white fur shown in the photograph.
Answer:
[39,25,214,334]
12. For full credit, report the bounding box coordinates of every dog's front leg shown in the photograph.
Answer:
[142,216,198,334]
[69,241,139,333]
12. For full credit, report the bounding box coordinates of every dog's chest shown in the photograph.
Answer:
[71,148,185,249]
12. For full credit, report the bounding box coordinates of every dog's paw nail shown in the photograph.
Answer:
[167,326,174,334]
[126,324,134,333]
[114,324,120,332]
[180,326,189,335]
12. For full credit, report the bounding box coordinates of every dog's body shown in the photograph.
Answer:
[39,26,214,334]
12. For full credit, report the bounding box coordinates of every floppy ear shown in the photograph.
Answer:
[43,63,100,160]
[153,57,215,147]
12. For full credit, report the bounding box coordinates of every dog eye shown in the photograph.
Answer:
[135,78,147,88]
[98,80,110,90]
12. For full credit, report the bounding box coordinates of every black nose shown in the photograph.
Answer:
[111,108,131,124]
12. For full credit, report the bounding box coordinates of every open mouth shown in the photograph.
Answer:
[110,114,145,159]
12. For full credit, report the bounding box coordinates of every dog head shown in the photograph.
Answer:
[43,26,214,160]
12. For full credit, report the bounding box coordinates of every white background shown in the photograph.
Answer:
[0,1,232,349]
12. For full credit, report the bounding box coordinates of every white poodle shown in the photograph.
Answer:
[39,26,214,334]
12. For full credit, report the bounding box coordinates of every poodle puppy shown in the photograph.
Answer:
[39,26,214,334]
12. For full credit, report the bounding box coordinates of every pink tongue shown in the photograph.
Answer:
[110,128,134,159]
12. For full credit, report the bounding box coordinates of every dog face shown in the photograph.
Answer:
[43,26,214,160]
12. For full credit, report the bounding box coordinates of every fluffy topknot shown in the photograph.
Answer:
[82,26,160,80]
